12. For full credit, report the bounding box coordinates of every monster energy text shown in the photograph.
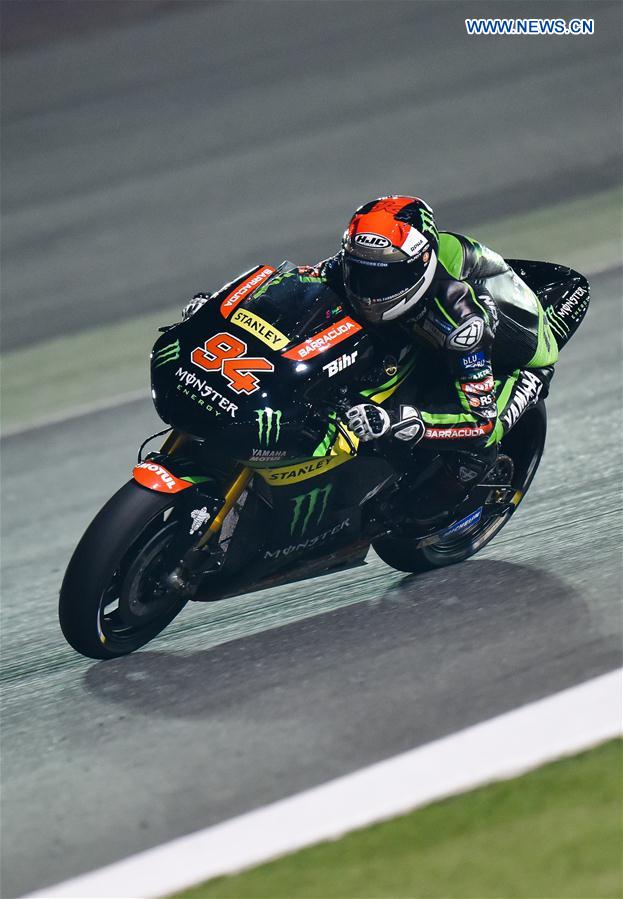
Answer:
[153,339,180,368]
[290,484,332,535]
[256,408,282,445]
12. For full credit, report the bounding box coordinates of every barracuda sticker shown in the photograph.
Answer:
[220,266,276,317]
[424,421,494,439]
[290,484,332,536]
[282,317,362,361]
[152,339,180,368]
[256,407,282,445]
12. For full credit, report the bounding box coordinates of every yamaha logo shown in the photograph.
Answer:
[354,232,391,249]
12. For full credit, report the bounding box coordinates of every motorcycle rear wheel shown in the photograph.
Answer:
[372,402,547,574]
[59,482,189,660]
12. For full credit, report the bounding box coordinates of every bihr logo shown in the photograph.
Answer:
[256,407,282,446]
[354,232,391,249]
[290,484,332,536]
[322,350,358,378]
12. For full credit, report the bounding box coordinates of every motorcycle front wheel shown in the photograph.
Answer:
[59,482,189,660]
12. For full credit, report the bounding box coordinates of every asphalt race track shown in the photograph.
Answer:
[1,3,622,896]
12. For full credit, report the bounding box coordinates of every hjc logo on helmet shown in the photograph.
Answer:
[354,233,391,249]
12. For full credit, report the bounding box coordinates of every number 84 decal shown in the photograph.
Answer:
[191,332,274,395]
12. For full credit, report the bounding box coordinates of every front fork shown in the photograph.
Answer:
[159,431,253,595]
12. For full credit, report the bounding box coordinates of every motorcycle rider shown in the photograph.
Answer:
[183,196,589,528]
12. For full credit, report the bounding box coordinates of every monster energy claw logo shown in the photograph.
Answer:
[290,484,332,536]
[256,407,282,445]
[153,339,181,368]
[420,209,438,241]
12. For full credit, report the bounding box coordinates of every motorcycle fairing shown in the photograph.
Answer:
[150,265,385,460]
[250,428,359,486]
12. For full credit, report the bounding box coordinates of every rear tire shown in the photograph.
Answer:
[59,482,189,660]
[373,402,547,573]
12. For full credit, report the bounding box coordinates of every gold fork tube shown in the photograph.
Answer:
[161,430,187,455]
[195,467,253,547]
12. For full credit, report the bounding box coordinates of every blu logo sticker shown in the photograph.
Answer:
[459,351,487,371]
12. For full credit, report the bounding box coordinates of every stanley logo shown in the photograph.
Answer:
[153,339,180,368]
[256,407,282,445]
[290,484,332,536]
[231,308,289,350]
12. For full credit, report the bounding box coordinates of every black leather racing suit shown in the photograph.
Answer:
[317,231,561,520]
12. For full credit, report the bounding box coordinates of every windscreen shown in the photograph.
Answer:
[242,265,342,340]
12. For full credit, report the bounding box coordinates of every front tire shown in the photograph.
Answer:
[59,482,189,660]
[373,402,547,573]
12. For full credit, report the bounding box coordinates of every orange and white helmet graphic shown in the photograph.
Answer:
[342,196,439,323]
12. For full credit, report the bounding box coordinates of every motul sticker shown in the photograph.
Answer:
[461,376,495,394]
[282,317,362,361]
[220,266,275,317]
[133,462,192,493]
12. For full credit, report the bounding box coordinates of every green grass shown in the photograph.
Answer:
[175,739,622,899]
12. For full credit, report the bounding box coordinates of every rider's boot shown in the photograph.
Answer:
[393,445,499,536]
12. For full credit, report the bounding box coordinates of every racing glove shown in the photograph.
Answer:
[345,404,391,441]
[345,403,425,443]
[182,293,212,320]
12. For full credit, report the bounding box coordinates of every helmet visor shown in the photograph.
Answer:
[343,255,426,304]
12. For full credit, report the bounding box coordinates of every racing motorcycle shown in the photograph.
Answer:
[59,259,587,659]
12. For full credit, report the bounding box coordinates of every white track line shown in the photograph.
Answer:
[23,668,623,899]
[1,390,149,439]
